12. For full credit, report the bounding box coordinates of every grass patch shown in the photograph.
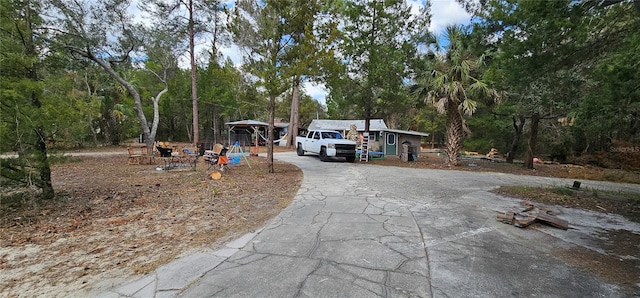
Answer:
[552,187,574,196]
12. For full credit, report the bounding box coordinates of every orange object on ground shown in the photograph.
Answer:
[209,171,222,180]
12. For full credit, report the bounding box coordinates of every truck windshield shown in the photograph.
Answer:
[321,132,343,139]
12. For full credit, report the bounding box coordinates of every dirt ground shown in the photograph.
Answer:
[1,147,639,297]
[1,149,302,297]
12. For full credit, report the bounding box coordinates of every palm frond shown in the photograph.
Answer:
[461,99,478,116]
[436,97,447,114]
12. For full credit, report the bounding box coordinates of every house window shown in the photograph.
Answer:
[386,133,396,145]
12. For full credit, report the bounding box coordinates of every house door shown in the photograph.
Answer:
[385,132,397,156]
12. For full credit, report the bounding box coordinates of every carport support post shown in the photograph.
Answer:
[253,125,259,153]
[227,125,237,147]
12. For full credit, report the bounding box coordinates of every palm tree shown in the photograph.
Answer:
[413,25,501,166]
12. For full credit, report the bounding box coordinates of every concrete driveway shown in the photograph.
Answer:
[99,151,640,297]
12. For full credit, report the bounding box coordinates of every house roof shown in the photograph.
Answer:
[308,119,388,131]
[384,128,430,137]
[225,120,289,128]
[226,120,269,127]
[309,119,429,137]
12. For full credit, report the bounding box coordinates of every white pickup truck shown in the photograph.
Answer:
[296,130,357,162]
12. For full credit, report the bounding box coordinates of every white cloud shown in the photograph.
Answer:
[128,2,150,27]
[219,44,244,67]
[302,82,328,105]
[407,0,424,16]
[429,0,472,35]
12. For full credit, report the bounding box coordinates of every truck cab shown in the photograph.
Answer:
[295,130,357,162]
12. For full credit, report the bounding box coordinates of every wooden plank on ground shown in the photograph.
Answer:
[496,201,569,230]
[537,213,569,230]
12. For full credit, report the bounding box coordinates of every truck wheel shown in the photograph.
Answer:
[346,156,355,162]
[296,144,304,156]
[319,147,328,162]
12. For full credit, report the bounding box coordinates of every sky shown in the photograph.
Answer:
[131,0,472,106]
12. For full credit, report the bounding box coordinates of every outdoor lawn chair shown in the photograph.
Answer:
[205,145,228,171]
[127,147,142,165]
[217,149,229,171]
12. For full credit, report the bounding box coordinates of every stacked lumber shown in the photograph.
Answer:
[497,201,569,230]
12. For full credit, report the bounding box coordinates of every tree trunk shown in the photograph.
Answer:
[148,87,163,147]
[523,113,540,169]
[83,73,99,146]
[364,108,371,133]
[445,103,464,166]
[431,133,435,149]
[100,95,117,145]
[88,114,98,146]
[34,127,54,199]
[88,56,152,145]
[34,127,55,200]
[287,78,300,147]
[629,111,638,140]
[213,114,221,145]
[189,0,199,146]
[145,67,167,146]
[186,124,192,142]
[267,95,275,173]
[506,114,526,163]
